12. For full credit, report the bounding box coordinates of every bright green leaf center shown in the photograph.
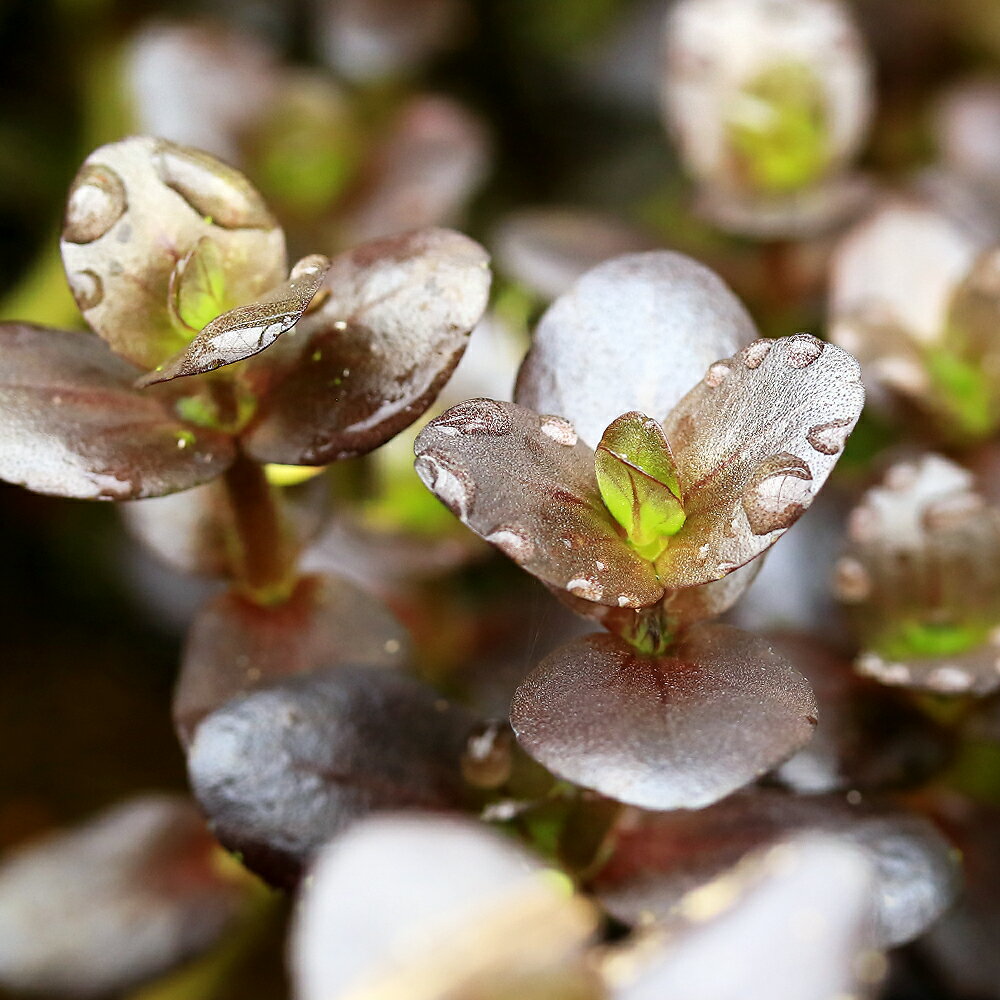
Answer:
[876,620,988,662]
[595,411,686,562]
[726,61,831,195]
[168,237,236,337]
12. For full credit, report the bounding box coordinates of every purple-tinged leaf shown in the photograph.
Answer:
[0,324,234,499]
[510,627,817,810]
[174,573,410,746]
[187,667,479,887]
[0,796,247,998]
[242,228,491,465]
[61,136,286,372]
[291,815,599,1000]
[337,95,490,244]
[137,254,330,386]
[415,399,663,608]
[657,334,864,588]
[591,789,960,948]
[515,252,758,448]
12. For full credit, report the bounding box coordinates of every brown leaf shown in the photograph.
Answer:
[0,324,234,499]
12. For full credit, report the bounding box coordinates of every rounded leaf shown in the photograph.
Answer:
[591,789,960,948]
[0,324,234,499]
[292,815,599,1000]
[510,627,817,810]
[174,573,410,745]
[492,207,657,301]
[414,399,664,608]
[657,334,864,588]
[0,796,246,997]
[242,228,491,465]
[515,252,758,449]
[61,136,286,371]
[616,835,877,1000]
[187,667,479,887]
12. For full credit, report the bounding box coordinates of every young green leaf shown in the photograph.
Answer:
[595,411,685,561]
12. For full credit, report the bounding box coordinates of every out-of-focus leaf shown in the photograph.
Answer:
[510,627,817,810]
[657,334,864,588]
[174,573,410,746]
[137,254,330,386]
[291,815,600,1000]
[60,136,286,371]
[186,668,479,887]
[0,324,234,499]
[515,252,757,449]
[595,412,685,561]
[614,835,880,1000]
[771,634,951,794]
[491,207,657,301]
[337,95,490,245]
[415,399,663,608]
[591,789,960,948]
[319,0,466,82]
[0,796,247,998]
[125,21,279,162]
[242,228,491,465]
[835,454,1000,696]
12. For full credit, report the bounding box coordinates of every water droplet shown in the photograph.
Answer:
[704,362,731,387]
[927,665,973,693]
[741,453,813,535]
[63,164,127,244]
[486,526,535,562]
[67,269,104,309]
[566,577,604,601]
[806,417,852,455]
[414,449,474,519]
[154,143,274,230]
[742,339,773,369]
[540,415,577,446]
[785,335,824,369]
[435,399,511,436]
[858,653,910,685]
[833,557,870,602]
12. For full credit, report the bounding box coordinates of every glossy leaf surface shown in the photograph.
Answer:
[415,399,663,608]
[292,815,599,1000]
[60,136,286,371]
[174,573,410,745]
[0,796,245,998]
[510,627,817,810]
[242,228,491,465]
[0,324,234,499]
[658,334,864,588]
[591,789,959,948]
[137,254,330,386]
[187,667,478,887]
[515,252,757,448]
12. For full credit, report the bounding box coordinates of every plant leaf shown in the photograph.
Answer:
[414,399,664,608]
[241,228,491,465]
[174,573,411,746]
[509,626,817,810]
[0,796,246,997]
[60,136,286,371]
[595,411,685,560]
[186,667,479,888]
[291,816,599,1000]
[136,254,330,386]
[590,788,960,948]
[0,324,234,499]
[515,252,757,448]
[657,334,864,588]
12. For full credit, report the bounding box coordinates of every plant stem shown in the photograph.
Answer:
[221,453,297,603]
